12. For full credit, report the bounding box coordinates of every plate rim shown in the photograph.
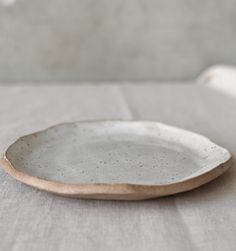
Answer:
[0,120,234,199]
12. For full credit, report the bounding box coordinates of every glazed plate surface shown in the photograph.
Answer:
[0,121,233,200]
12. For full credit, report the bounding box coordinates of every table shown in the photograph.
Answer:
[0,83,235,251]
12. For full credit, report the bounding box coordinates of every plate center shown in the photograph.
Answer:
[12,135,200,185]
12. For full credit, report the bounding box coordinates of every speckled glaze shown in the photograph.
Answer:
[1,121,233,200]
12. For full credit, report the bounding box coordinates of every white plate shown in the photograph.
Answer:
[0,121,233,200]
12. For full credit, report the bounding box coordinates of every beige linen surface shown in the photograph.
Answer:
[0,83,235,251]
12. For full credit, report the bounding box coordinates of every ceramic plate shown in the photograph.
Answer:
[0,121,233,200]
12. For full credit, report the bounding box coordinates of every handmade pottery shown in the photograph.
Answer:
[0,121,233,200]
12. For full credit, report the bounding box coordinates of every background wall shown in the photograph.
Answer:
[0,0,236,82]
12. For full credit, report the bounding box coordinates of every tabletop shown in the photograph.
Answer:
[0,82,235,251]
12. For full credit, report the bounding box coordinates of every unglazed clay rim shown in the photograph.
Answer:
[0,120,234,199]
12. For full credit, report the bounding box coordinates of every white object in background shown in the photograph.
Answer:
[198,65,236,97]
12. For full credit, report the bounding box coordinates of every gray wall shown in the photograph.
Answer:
[0,0,236,82]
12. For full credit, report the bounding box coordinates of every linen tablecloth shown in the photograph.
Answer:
[0,83,235,251]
